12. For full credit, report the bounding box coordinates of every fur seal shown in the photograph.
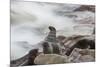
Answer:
[43,26,60,54]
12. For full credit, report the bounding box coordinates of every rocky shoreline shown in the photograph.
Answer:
[10,26,95,67]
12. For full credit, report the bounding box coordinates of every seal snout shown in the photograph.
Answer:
[49,26,56,31]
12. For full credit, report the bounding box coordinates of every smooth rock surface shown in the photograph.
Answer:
[34,54,69,64]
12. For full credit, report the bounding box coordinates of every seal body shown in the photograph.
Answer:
[43,26,60,54]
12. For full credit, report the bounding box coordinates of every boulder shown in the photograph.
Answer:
[10,49,39,66]
[68,48,95,63]
[74,5,95,12]
[34,54,70,65]
[61,35,95,55]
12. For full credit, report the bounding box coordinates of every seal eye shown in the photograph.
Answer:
[49,26,56,31]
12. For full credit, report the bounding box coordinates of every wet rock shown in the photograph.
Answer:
[60,35,95,55]
[28,49,39,65]
[77,55,94,62]
[68,48,95,63]
[10,54,29,67]
[10,49,39,66]
[57,35,66,42]
[74,5,95,12]
[78,49,95,58]
[34,54,70,65]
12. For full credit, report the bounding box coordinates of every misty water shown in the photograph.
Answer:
[11,1,95,60]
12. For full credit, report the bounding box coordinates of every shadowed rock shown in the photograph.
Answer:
[28,49,38,65]
[74,5,95,12]
[58,35,95,56]
[10,49,38,67]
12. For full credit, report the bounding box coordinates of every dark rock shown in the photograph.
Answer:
[61,35,95,56]
[10,49,39,66]
[74,5,95,12]
[28,49,38,65]
[10,54,29,66]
